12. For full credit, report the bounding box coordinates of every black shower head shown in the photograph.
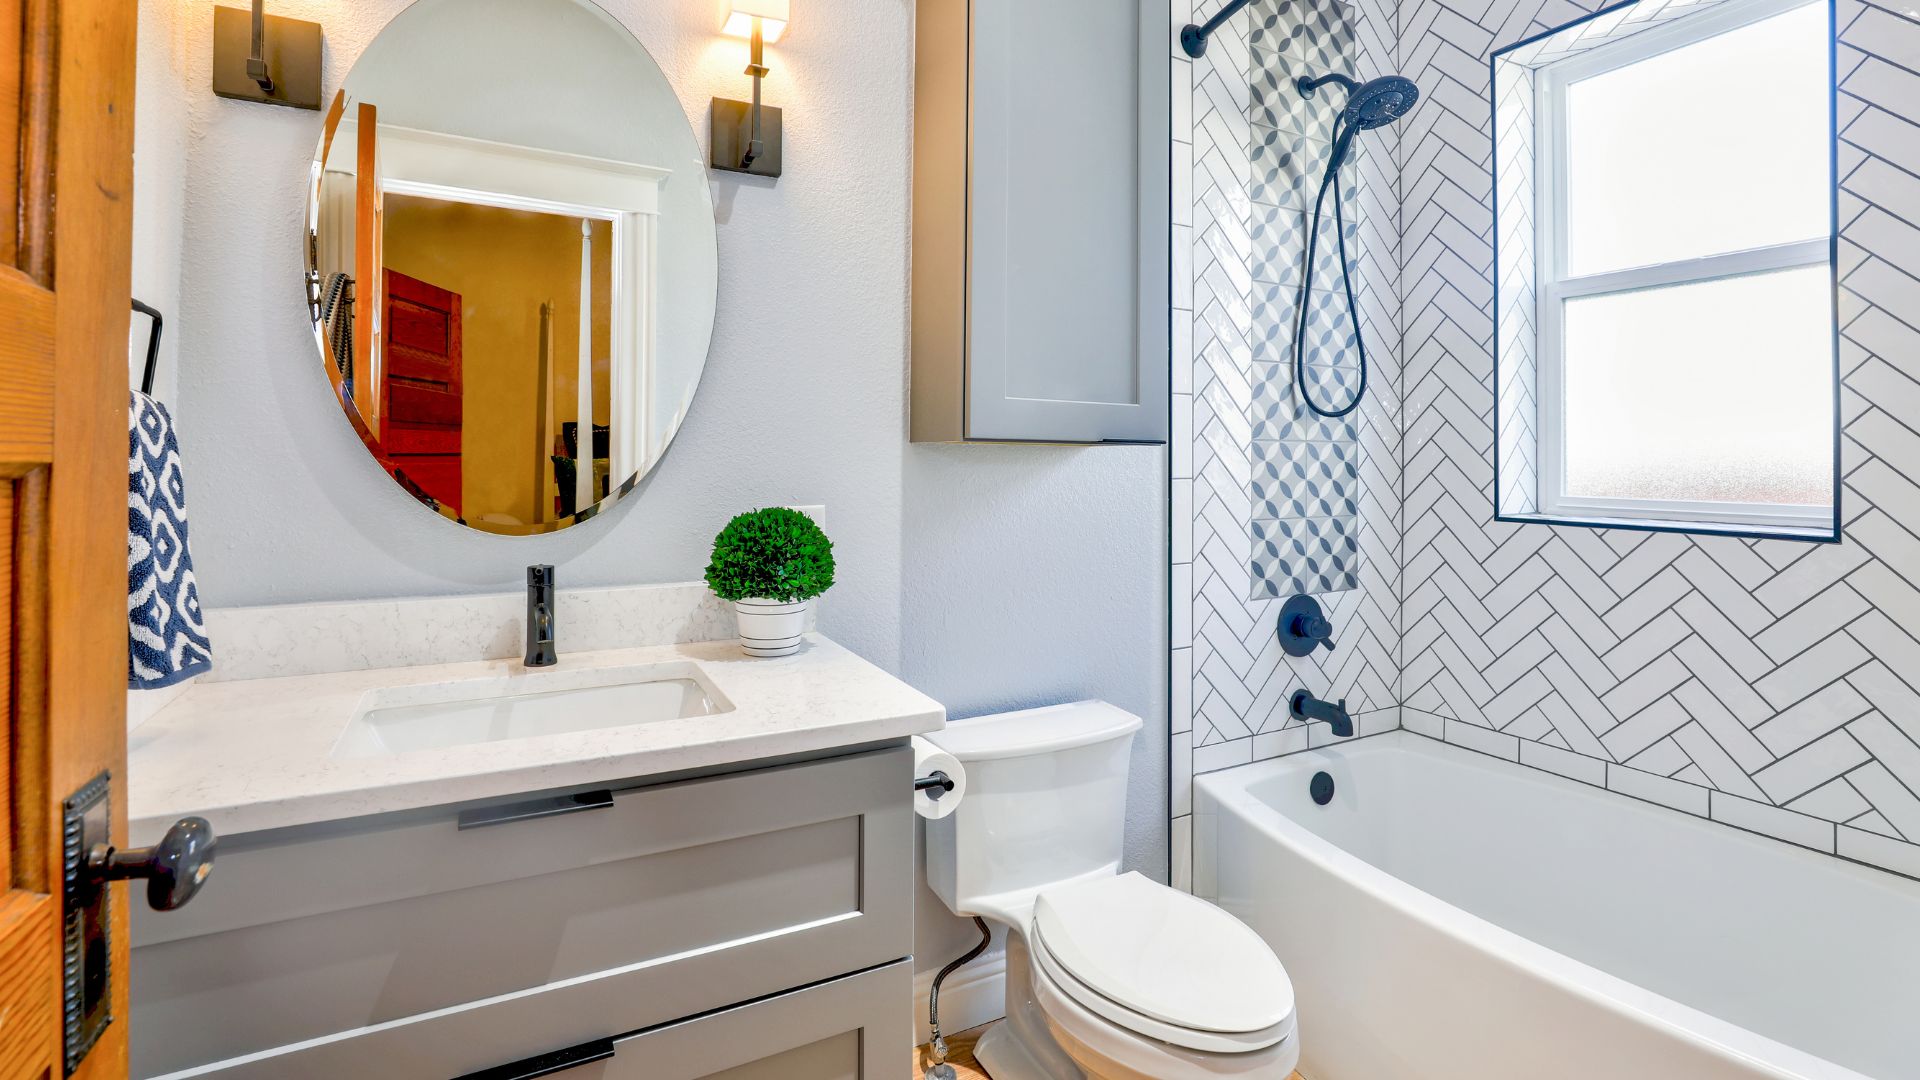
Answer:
[1342,75,1420,130]
[1297,72,1422,132]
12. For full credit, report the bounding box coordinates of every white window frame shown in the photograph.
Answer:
[1532,0,1834,535]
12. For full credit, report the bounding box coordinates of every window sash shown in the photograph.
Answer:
[1530,0,1832,533]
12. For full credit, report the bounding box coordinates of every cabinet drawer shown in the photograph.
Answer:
[132,748,912,1078]
[168,959,911,1079]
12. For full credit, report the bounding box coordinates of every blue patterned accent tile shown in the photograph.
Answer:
[1251,439,1360,518]
[1251,515,1360,598]
[1252,203,1363,288]
[1249,129,1363,211]
[1251,358,1361,442]
[1250,53,1353,140]
[1301,361,1363,400]
[1253,287,1362,367]
[1248,0,1358,74]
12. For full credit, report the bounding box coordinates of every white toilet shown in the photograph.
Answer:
[924,701,1299,1080]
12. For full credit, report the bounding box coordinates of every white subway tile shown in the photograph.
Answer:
[1607,764,1710,817]
[1445,719,1519,761]
[1710,791,1836,852]
[1520,738,1607,786]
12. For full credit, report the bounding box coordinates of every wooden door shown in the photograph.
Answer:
[352,101,383,438]
[379,269,464,513]
[0,0,137,1077]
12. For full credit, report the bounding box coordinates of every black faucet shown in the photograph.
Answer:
[1290,689,1352,737]
[525,565,557,667]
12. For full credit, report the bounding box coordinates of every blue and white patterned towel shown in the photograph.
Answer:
[129,391,212,689]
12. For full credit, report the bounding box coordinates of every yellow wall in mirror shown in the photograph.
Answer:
[382,194,612,527]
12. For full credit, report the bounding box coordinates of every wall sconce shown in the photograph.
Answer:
[710,0,787,178]
[213,0,323,110]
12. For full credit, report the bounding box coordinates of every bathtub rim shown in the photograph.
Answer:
[1192,730,1877,1080]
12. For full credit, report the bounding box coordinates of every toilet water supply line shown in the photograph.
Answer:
[924,916,993,1080]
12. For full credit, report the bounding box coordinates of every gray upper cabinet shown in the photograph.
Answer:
[912,0,1170,444]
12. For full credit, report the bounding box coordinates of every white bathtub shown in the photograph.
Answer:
[1193,732,1920,1080]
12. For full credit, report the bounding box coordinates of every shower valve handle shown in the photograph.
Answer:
[1294,614,1334,650]
[1277,595,1336,657]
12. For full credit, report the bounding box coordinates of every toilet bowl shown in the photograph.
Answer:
[924,702,1300,1079]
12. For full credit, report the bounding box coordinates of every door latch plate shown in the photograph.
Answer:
[61,772,113,1075]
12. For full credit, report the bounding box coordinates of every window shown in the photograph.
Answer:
[1493,0,1837,540]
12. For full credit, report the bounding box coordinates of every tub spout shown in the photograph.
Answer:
[1291,689,1352,737]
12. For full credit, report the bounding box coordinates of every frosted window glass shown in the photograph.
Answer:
[1562,266,1832,507]
[1564,3,1829,277]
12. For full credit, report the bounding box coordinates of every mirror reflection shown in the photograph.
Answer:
[306,0,717,534]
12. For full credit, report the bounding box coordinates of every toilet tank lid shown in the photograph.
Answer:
[924,700,1143,762]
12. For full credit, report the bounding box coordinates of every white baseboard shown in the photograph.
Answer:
[912,949,1007,1046]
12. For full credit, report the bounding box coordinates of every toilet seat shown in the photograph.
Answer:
[1029,872,1296,1055]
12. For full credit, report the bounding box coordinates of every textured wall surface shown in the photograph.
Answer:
[1398,0,1920,880]
[902,443,1169,966]
[132,0,1168,981]
[156,0,910,672]
[132,0,191,406]
[1171,0,1404,888]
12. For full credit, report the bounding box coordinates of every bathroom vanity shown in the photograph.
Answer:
[126,631,942,1079]
[122,0,947,1073]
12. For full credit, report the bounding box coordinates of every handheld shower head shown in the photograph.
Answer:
[1296,72,1422,131]
[1343,75,1420,130]
[1287,69,1420,419]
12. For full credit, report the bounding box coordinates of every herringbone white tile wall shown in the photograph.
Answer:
[1174,0,1920,887]
[1172,0,1404,891]
[1399,0,1920,878]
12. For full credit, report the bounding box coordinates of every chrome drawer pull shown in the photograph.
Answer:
[454,1036,615,1080]
[457,790,613,831]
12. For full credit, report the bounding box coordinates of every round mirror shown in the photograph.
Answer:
[305,0,716,535]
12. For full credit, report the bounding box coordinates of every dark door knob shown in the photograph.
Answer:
[85,816,216,911]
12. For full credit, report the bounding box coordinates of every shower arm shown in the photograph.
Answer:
[1179,0,1258,58]
[1297,72,1361,100]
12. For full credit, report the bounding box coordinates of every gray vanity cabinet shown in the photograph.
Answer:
[910,0,1170,444]
[129,747,914,1079]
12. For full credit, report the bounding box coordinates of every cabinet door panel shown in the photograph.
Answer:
[964,0,1168,443]
[130,749,912,1077]
[169,961,910,1080]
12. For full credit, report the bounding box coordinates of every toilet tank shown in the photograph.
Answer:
[923,701,1144,916]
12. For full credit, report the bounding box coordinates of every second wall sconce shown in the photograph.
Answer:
[710,0,787,178]
[212,0,323,110]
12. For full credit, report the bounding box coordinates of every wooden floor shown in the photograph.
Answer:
[911,1023,1305,1079]
[911,1024,992,1080]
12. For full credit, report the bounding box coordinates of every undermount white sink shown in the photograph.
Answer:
[331,662,731,758]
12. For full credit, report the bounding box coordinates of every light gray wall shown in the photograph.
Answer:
[133,0,1168,979]
[903,444,1169,964]
[131,0,190,406]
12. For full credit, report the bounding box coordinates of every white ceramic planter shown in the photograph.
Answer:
[733,598,810,657]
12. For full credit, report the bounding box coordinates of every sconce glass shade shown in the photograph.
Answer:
[723,0,788,42]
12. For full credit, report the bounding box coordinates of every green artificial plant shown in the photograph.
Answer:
[704,507,837,603]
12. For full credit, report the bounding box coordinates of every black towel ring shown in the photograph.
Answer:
[133,299,163,396]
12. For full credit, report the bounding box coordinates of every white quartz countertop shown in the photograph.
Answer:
[127,635,945,844]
